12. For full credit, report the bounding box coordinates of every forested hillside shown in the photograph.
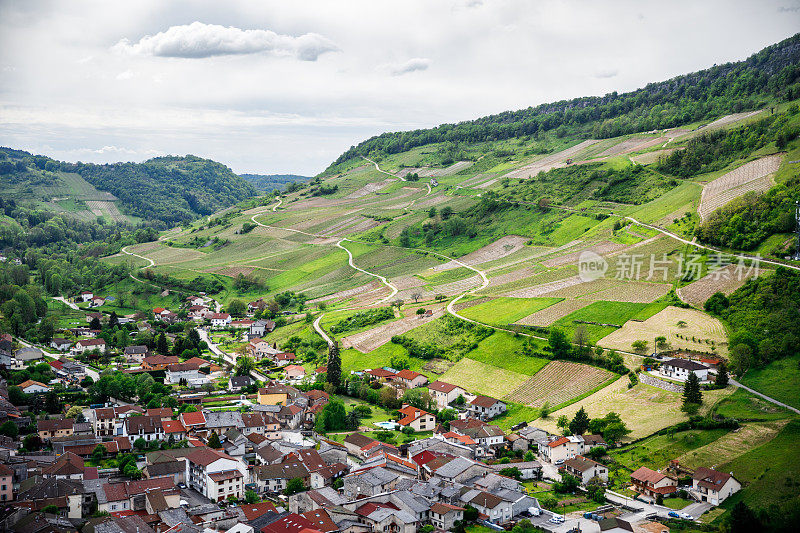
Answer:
[327,33,800,171]
[240,173,311,192]
[0,149,257,227]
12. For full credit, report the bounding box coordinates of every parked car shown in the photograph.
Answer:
[549,515,565,524]
[679,512,694,520]
[668,511,680,518]
[554,459,565,465]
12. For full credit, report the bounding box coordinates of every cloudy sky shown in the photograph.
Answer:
[1,0,798,175]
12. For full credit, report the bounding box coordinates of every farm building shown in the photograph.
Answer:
[690,467,741,505]
[660,358,709,382]
[467,396,507,420]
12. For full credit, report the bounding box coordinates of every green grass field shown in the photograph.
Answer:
[551,300,648,343]
[464,331,548,375]
[458,297,562,327]
[712,388,791,421]
[610,429,730,471]
[739,355,800,410]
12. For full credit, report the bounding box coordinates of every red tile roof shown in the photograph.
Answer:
[162,420,186,434]
[366,368,396,379]
[180,411,206,427]
[428,380,460,393]
[261,513,318,533]
[397,405,432,426]
[395,369,422,380]
[630,466,669,484]
[301,509,338,533]
[242,501,278,521]
[470,395,501,408]
[547,436,570,448]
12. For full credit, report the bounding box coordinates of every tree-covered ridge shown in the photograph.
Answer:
[239,173,311,192]
[0,149,257,226]
[327,33,800,170]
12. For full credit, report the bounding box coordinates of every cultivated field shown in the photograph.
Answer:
[458,297,561,327]
[590,136,666,159]
[676,420,789,470]
[439,358,530,398]
[504,361,613,408]
[500,140,600,180]
[433,235,530,271]
[678,264,763,308]
[515,299,593,326]
[342,307,444,353]
[698,154,782,219]
[598,306,728,355]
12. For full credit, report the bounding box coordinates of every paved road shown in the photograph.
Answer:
[313,314,334,346]
[52,296,78,310]
[730,378,800,414]
[336,239,398,303]
[361,156,404,181]
[198,327,234,365]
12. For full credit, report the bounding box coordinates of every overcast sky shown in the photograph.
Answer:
[1,1,798,175]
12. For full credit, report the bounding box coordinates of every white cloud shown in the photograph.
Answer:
[389,57,431,76]
[593,69,619,79]
[115,69,135,80]
[113,21,338,61]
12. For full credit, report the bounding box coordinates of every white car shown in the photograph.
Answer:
[679,512,694,520]
[554,459,565,465]
[549,515,565,524]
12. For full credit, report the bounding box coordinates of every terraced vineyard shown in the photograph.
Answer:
[698,154,782,220]
[504,361,613,407]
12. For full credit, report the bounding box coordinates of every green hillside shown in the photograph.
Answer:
[240,173,312,192]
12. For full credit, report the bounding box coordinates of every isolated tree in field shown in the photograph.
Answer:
[573,325,589,354]
[540,401,551,418]
[411,292,422,303]
[235,355,256,376]
[428,207,437,218]
[683,372,702,405]
[631,340,648,355]
[716,361,729,388]
[569,407,590,435]
[548,329,572,359]
[327,341,341,389]
[392,299,404,309]
[655,336,668,353]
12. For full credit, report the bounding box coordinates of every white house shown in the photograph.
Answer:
[563,455,608,485]
[249,319,276,337]
[186,296,205,306]
[210,313,232,328]
[661,358,709,382]
[690,467,741,505]
[539,436,584,464]
[428,381,467,410]
[186,447,248,502]
[467,396,507,420]
[397,405,436,432]
[19,379,51,394]
[165,363,209,388]
[49,338,72,352]
[468,491,512,524]
[72,338,106,355]
[79,291,93,302]
[122,415,164,444]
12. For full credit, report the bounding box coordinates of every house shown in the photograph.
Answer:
[229,375,253,391]
[247,338,280,360]
[0,463,13,502]
[162,420,188,441]
[19,379,51,394]
[343,466,398,499]
[428,381,466,410]
[564,455,608,485]
[38,418,75,441]
[661,358,709,382]
[393,369,428,389]
[260,513,319,533]
[96,477,179,514]
[152,307,172,319]
[539,435,583,464]
[430,502,464,531]
[165,362,208,387]
[253,460,311,493]
[275,352,296,366]
[50,338,72,352]
[354,501,419,533]
[396,405,436,432]
[42,452,86,480]
[186,296,205,306]
[690,467,741,505]
[210,312,232,328]
[630,467,678,499]
[365,368,397,381]
[72,338,106,355]
[15,346,43,361]
[247,298,266,314]
[124,345,150,361]
[186,447,247,502]
[285,364,306,380]
[180,410,207,431]
[142,354,179,370]
[468,491,512,524]
[257,385,293,405]
[80,291,94,302]
[86,312,103,324]
[123,415,164,444]
[205,410,244,436]
[91,296,106,307]
[468,395,507,420]
[250,319,276,337]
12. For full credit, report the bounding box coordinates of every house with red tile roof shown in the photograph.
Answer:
[18,379,50,394]
[71,338,106,355]
[539,435,583,464]
[186,447,247,502]
[365,368,396,380]
[467,395,507,420]
[630,467,678,499]
[179,410,206,430]
[261,513,321,533]
[393,369,428,388]
[396,405,436,432]
[241,501,278,521]
[162,420,187,440]
[690,467,741,505]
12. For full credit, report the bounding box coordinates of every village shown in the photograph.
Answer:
[0,290,743,533]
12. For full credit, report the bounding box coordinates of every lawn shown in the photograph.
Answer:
[439,358,530,398]
[458,297,562,327]
[712,388,790,421]
[492,402,540,431]
[462,331,548,375]
[739,354,800,410]
[609,428,730,471]
[718,419,800,512]
[551,301,648,343]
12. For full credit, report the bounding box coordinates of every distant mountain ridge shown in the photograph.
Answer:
[0,148,257,227]
[239,173,312,192]
[327,32,800,171]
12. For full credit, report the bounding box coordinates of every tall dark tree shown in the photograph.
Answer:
[728,501,760,533]
[208,431,221,449]
[327,341,341,389]
[156,332,168,354]
[683,372,702,405]
[108,311,119,329]
[89,315,101,330]
[569,407,590,435]
[716,361,729,389]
